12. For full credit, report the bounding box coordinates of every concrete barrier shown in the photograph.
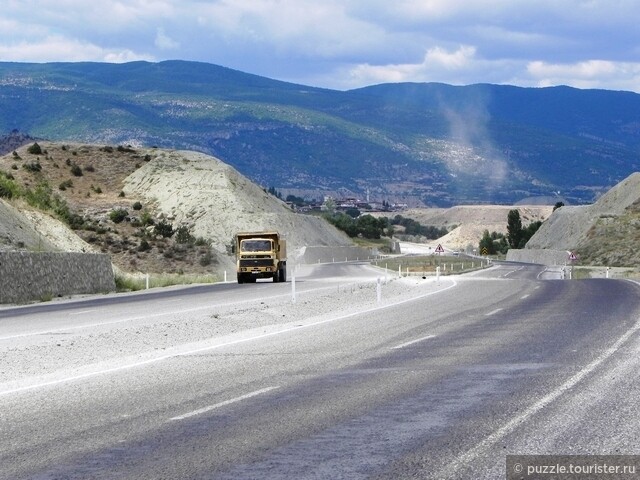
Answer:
[0,252,115,304]
[506,249,570,266]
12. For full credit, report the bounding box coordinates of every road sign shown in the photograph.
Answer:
[481,247,489,256]
[435,244,445,254]
[568,251,578,261]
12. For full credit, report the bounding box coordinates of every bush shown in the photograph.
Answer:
[175,225,195,244]
[199,250,213,266]
[0,176,19,199]
[27,142,42,155]
[140,211,154,226]
[132,201,143,210]
[23,162,42,173]
[137,239,152,252]
[59,179,73,191]
[85,165,95,172]
[109,208,129,224]
[70,164,83,176]
[154,220,174,238]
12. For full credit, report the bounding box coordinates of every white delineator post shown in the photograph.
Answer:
[377,277,381,303]
[292,274,296,304]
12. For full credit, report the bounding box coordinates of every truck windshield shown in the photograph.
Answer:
[240,239,272,252]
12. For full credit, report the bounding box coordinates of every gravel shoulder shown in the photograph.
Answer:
[0,268,459,392]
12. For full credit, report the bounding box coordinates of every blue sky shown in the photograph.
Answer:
[1,0,639,92]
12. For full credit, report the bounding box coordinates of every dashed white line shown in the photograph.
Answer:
[521,294,530,299]
[69,309,97,315]
[485,308,503,316]
[169,386,279,421]
[0,279,459,396]
[392,335,437,350]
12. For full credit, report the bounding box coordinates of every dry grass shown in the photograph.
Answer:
[0,142,219,275]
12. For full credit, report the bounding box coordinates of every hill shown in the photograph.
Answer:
[0,141,351,275]
[525,172,640,266]
[375,205,552,251]
[1,61,640,206]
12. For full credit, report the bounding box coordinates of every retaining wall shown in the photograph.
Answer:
[0,252,115,304]
[506,249,571,266]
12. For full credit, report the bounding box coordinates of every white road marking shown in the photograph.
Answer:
[69,309,97,315]
[521,294,530,299]
[169,386,279,421]
[485,308,503,316]
[0,279,459,396]
[437,315,640,477]
[392,335,437,350]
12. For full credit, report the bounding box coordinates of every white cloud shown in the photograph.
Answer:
[0,36,153,63]
[155,28,179,50]
[528,59,640,91]
[1,0,639,92]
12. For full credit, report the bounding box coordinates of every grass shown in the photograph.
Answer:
[115,272,218,292]
[372,254,489,276]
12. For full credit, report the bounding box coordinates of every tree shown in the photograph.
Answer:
[356,214,382,239]
[520,220,542,247]
[345,207,360,218]
[27,142,42,155]
[507,209,523,249]
[553,201,565,211]
[479,230,497,255]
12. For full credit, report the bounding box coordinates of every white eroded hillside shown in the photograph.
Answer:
[122,149,352,259]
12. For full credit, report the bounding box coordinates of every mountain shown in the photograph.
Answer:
[1,60,639,206]
[525,172,640,266]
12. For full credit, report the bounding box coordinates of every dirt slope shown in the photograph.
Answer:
[377,205,553,251]
[0,142,351,274]
[527,172,640,250]
[526,172,640,266]
[123,149,352,259]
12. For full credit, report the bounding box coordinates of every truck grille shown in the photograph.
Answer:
[240,259,273,267]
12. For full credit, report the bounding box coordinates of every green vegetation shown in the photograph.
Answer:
[27,142,42,155]
[0,171,19,199]
[479,209,543,254]
[109,208,128,223]
[154,220,174,238]
[391,215,448,239]
[115,272,217,292]
[374,255,486,276]
[323,212,391,239]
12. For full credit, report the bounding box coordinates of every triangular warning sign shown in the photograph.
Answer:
[435,244,445,254]
[568,252,578,261]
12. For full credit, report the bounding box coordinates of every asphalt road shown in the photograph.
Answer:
[1,262,640,479]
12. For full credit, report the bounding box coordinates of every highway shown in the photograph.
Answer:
[1,262,640,479]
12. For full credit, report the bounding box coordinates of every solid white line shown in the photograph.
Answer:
[169,386,279,421]
[392,334,437,350]
[485,308,503,316]
[0,279,459,396]
[437,315,640,477]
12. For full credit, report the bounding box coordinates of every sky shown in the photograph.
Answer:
[1,0,639,92]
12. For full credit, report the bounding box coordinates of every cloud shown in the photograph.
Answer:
[0,36,153,63]
[528,59,640,91]
[1,0,640,92]
[155,28,179,50]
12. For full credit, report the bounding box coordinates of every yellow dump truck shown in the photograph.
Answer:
[233,231,287,283]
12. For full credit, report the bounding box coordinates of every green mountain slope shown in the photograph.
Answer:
[1,60,639,206]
